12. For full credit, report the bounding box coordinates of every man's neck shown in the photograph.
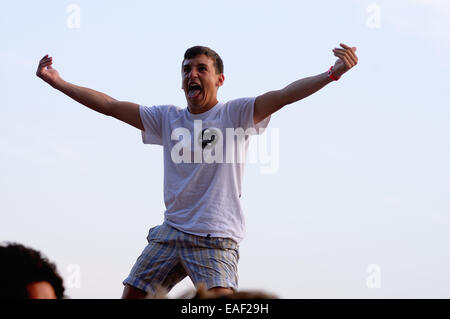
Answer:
[188,100,219,114]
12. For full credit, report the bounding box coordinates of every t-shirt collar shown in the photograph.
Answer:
[185,101,223,120]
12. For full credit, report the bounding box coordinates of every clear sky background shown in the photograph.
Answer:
[1,0,449,298]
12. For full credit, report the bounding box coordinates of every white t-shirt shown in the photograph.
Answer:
[139,97,270,243]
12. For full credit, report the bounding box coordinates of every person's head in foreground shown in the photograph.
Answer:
[191,283,278,299]
[181,46,225,114]
[148,283,278,299]
[0,242,65,299]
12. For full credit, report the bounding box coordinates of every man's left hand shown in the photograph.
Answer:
[332,43,358,78]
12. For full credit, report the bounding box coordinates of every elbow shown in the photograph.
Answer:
[103,98,116,117]
[271,89,290,110]
[278,89,296,107]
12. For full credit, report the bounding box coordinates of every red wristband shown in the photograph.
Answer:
[328,66,340,81]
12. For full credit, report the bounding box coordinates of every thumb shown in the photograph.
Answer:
[352,47,357,52]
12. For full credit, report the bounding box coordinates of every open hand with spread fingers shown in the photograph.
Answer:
[331,43,358,78]
[36,54,62,88]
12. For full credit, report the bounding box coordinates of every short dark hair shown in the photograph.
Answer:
[0,242,65,299]
[183,46,224,74]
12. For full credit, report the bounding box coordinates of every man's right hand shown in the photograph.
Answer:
[36,54,62,88]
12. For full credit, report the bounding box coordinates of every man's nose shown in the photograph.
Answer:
[188,68,199,79]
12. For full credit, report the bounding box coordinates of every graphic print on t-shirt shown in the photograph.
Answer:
[199,127,220,150]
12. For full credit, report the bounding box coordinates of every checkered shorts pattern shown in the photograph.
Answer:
[123,222,240,295]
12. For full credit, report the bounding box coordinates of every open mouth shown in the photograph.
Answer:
[188,83,202,99]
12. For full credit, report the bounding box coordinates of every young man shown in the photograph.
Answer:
[36,44,358,298]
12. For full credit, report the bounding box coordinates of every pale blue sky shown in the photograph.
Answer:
[1,0,449,298]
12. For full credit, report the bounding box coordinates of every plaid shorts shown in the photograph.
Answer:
[122,222,240,295]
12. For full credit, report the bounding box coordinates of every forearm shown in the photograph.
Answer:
[53,79,115,116]
[279,71,333,106]
[254,72,335,123]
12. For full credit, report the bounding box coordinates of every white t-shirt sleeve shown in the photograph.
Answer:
[139,105,163,145]
[227,97,271,134]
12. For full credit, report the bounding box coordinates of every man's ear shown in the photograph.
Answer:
[217,74,225,88]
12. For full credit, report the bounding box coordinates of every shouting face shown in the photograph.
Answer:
[182,54,224,114]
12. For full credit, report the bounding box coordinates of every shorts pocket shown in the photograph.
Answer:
[211,237,239,251]
[146,225,161,242]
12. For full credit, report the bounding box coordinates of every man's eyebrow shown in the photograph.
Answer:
[183,63,208,69]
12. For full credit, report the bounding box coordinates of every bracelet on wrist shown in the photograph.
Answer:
[328,66,340,81]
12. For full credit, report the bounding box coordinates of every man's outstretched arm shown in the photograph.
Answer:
[253,43,358,124]
[36,54,144,130]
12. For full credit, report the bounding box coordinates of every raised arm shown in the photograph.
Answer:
[36,54,144,130]
[253,43,358,124]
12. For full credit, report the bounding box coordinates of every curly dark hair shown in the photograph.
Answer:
[183,46,224,74]
[0,242,65,299]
